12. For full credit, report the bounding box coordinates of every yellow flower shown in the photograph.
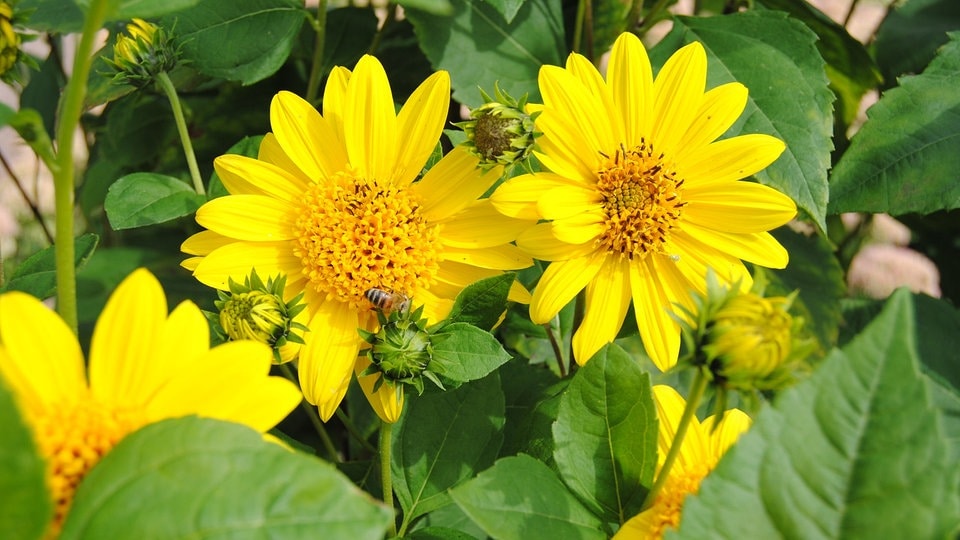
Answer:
[182,55,533,423]
[0,269,301,536]
[107,18,177,87]
[614,385,750,540]
[0,1,21,78]
[491,32,797,370]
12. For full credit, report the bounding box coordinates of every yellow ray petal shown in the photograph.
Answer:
[684,181,797,233]
[438,199,534,249]
[258,133,310,184]
[517,223,598,262]
[181,230,232,256]
[540,65,618,159]
[271,91,347,180]
[652,385,709,470]
[551,210,605,245]
[704,408,752,456]
[300,301,362,420]
[564,52,624,143]
[651,42,707,157]
[323,66,351,145]
[490,172,579,220]
[180,256,201,271]
[530,250,607,324]
[0,292,86,412]
[415,147,502,222]
[665,235,752,298]
[675,82,748,162]
[681,134,786,188]
[441,244,533,270]
[344,55,398,182]
[535,112,604,180]
[629,257,682,371]
[88,269,166,409]
[214,154,310,203]
[538,184,603,220]
[608,32,654,147]
[571,256,631,365]
[196,194,297,242]
[430,260,502,299]
[192,240,302,291]
[681,225,789,269]
[355,356,404,423]
[395,70,451,185]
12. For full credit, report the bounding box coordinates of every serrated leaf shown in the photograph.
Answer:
[0,377,51,540]
[105,173,205,230]
[874,0,960,85]
[0,234,99,298]
[449,455,606,540]
[444,273,515,331]
[393,374,505,523]
[430,323,512,384]
[654,12,834,232]
[829,33,960,216]
[161,0,306,85]
[553,344,656,526]
[672,289,960,540]
[60,417,392,539]
[406,0,565,106]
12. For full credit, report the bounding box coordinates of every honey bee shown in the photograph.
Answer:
[364,288,411,315]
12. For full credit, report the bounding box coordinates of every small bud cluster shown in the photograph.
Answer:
[105,18,179,87]
[457,83,539,170]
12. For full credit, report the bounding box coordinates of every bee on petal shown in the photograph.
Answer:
[365,288,411,316]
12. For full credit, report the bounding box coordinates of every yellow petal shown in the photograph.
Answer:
[344,55,398,182]
[564,52,624,142]
[192,241,303,291]
[322,66,351,145]
[258,133,309,184]
[571,256,631,365]
[395,70,451,185]
[438,199,534,249]
[665,235,752,299]
[529,250,607,324]
[684,181,796,233]
[214,154,309,203]
[180,256,202,271]
[300,301,361,420]
[196,194,297,241]
[681,226,790,269]
[551,211,605,245]
[517,223,597,262]
[355,356,404,423]
[181,230,232,256]
[0,292,86,413]
[540,65,618,159]
[681,134,786,188]
[608,31,654,147]
[629,258,682,371]
[538,184,603,220]
[271,91,348,180]
[490,172,579,220]
[415,147,502,222]
[675,82,748,162]
[651,42,707,157]
[652,385,708,470]
[441,244,533,270]
[534,111,604,180]
[704,408,752,456]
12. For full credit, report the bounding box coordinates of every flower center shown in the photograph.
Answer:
[646,462,712,539]
[293,173,441,310]
[595,141,685,259]
[30,395,142,536]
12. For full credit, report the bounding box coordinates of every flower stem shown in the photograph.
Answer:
[278,363,341,462]
[156,71,204,195]
[52,0,110,333]
[305,0,327,104]
[641,367,709,510]
[335,409,378,454]
[380,420,397,538]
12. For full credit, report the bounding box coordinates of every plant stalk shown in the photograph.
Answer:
[156,71,204,195]
[305,1,328,104]
[380,420,397,537]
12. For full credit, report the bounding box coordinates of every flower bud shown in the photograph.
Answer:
[106,18,178,87]
[359,305,443,397]
[0,2,19,79]
[457,84,539,170]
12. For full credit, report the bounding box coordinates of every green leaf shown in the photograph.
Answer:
[874,0,960,85]
[672,290,960,539]
[654,12,834,232]
[112,0,201,19]
[406,527,478,540]
[393,374,505,523]
[477,0,524,23]
[0,377,51,540]
[22,55,67,139]
[553,344,656,526]
[161,0,306,85]
[829,33,960,216]
[449,455,606,540]
[319,8,379,79]
[105,173,205,230]
[100,95,177,167]
[85,46,136,109]
[444,273,515,331]
[499,358,565,463]
[17,0,84,33]
[405,0,565,106]
[430,323,512,385]
[0,234,99,298]
[60,417,392,539]
[398,0,452,16]
[7,109,56,169]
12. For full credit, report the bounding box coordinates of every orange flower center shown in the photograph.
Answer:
[644,461,712,539]
[595,141,685,260]
[293,173,442,310]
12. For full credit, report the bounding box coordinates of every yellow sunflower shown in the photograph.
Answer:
[614,385,751,539]
[0,269,300,536]
[490,32,797,370]
[182,55,533,423]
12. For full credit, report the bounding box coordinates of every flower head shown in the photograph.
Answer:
[491,32,797,370]
[0,269,300,536]
[106,18,178,87]
[0,1,19,78]
[457,83,539,170]
[182,55,533,423]
[614,385,750,540]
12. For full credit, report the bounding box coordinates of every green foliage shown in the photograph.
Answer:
[0,377,51,540]
[104,172,205,229]
[0,234,99,297]
[873,0,960,86]
[443,273,515,330]
[431,323,512,385]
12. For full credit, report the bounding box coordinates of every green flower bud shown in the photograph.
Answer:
[106,18,178,87]
[457,83,539,170]
[359,305,444,398]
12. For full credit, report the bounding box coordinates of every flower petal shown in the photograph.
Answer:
[571,256,631,365]
[652,385,708,470]
[704,408,752,456]
[629,257,682,371]
[395,70,451,185]
[439,199,534,249]
[676,82,748,161]
[344,55,398,182]
[681,134,786,188]
[684,181,797,233]
[517,223,597,261]
[415,147,502,222]
[565,52,624,142]
[540,64,618,159]
[441,244,532,270]
[181,230,232,256]
[490,172,579,220]
[258,133,309,184]
[608,32,654,147]
[667,235,752,297]
[192,240,303,291]
[551,211,605,245]
[355,356,403,423]
[651,42,707,157]
[322,66,351,146]
[271,91,347,180]
[214,153,309,203]
[535,110,605,180]
[300,301,362,421]
[529,250,607,324]
[538,184,603,220]
[196,194,297,242]
[680,225,789,269]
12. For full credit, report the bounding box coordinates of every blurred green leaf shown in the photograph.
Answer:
[111,0,201,19]
[406,526,478,540]
[655,11,834,232]
[86,45,137,109]
[104,173,205,230]
[673,290,960,539]
[100,95,176,168]
[0,377,51,540]
[393,374,505,523]
[829,33,960,216]
[21,55,67,139]
[60,417,392,539]
[7,109,56,169]
[318,8,379,83]
[406,0,565,106]
[431,323,512,385]
[449,454,606,540]
[161,0,306,85]
[444,273,515,331]
[17,0,84,33]
[553,344,656,526]
[398,0,452,16]
[0,234,99,298]
[874,0,960,86]
[479,0,525,24]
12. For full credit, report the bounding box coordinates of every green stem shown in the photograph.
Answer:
[335,409,378,454]
[572,0,585,54]
[543,321,566,378]
[367,3,397,55]
[380,420,397,538]
[635,0,672,39]
[305,2,328,104]
[278,363,341,462]
[625,0,644,35]
[641,367,709,511]
[156,71,204,195]
[842,0,861,27]
[52,0,110,333]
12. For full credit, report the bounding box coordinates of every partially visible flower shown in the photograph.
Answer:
[105,18,178,87]
[491,32,796,370]
[0,269,300,536]
[457,83,539,170]
[214,269,308,363]
[0,1,19,78]
[182,55,533,423]
[614,385,751,540]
